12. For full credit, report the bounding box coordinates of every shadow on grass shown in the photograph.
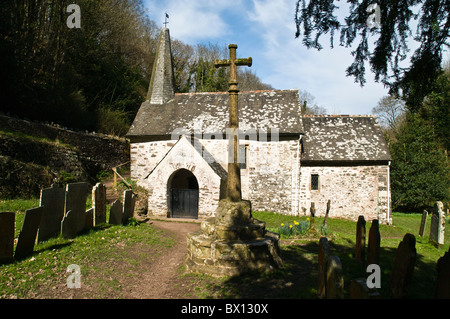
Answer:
[199,237,442,299]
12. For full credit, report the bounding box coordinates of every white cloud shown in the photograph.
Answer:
[144,0,389,115]
[144,0,240,43]
[247,0,388,115]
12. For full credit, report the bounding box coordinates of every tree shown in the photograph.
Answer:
[299,90,327,114]
[420,62,450,151]
[0,0,159,134]
[295,0,450,110]
[371,95,406,132]
[389,113,450,211]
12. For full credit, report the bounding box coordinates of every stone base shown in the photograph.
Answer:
[185,200,283,277]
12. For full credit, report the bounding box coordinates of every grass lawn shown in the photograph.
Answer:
[1,198,449,299]
[0,198,175,299]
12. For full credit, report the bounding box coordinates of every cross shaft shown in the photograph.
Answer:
[214,44,252,202]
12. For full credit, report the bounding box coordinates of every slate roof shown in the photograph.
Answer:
[301,115,391,163]
[126,89,303,138]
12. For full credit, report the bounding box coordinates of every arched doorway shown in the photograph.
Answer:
[167,169,199,219]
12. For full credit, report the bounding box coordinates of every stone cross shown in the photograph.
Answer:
[215,44,252,202]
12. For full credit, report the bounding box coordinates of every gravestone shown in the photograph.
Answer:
[418,209,428,237]
[65,182,89,235]
[435,247,450,298]
[355,215,366,264]
[318,236,330,299]
[61,210,78,239]
[92,182,106,225]
[122,190,136,224]
[326,255,344,299]
[323,200,331,228]
[109,199,123,225]
[349,278,380,299]
[85,208,94,230]
[390,233,416,298]
[0,212,15,264]
[309,202,315,229]
[349,278,370,299]
[367,220,381,265]
[15,207,44,259]
[38,184,65,242]
[429,201,445,247]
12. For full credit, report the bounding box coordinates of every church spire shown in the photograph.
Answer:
[147,28,175,104]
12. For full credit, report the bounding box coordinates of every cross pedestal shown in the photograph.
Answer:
[185,44,282,277]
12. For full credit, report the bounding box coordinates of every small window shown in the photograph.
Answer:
[311,174,319,190]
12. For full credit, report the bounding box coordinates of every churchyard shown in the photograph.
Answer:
[1,192,448,298]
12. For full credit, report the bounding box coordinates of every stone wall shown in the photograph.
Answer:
[130,136,391,223]
[0,115,129,170]
[131,137,302,218]
[299,165,391,224]
[0,115,129,198]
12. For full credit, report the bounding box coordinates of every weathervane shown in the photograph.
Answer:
[163,12,169,28]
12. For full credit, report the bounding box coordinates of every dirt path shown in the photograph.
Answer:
[123,219,201,299]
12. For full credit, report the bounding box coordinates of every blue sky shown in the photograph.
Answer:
[143,0,421,115]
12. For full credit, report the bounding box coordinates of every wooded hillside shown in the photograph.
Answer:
[0,0,272,136]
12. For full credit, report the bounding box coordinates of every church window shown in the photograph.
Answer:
[311,174,319,190]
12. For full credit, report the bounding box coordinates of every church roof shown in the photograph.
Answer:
[126,89,303,138]
[301,115,392,163]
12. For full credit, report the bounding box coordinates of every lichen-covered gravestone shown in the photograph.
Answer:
[38,184,65,242]
[355,215,366,264]
[390,233,416,298]
[122,189,136,224]
[318,236,330,298]
[15,207,44,259]
[367,220,380,265]
[109,199,123,225]
[0,212,15,264]
[64,182,89,236]
[435,247,450,298]
[326,255,344,299]
[418,209,428,237]
[92,182,106,225]
[61,210,77,239]
[429,201,445,247]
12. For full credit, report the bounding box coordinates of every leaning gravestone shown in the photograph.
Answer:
[418,209,428,237]
[429,201,445,247]
[61,210,78,239]
[390,233,416,298]
[15,207,44,259]
[85,208,94,230]
[122,190,136,224]
[326,255,344,299]
[318,236,330,299]
[355,215,366,264]
[367,220,381,265]
[92,182,106,225]
[109,199,123,225]
[38,184,65,242]
[0,212,15,264]
[65,182,89,235]
[435,247,450,298]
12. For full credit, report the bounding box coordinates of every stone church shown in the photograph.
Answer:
[126,28,392,224]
